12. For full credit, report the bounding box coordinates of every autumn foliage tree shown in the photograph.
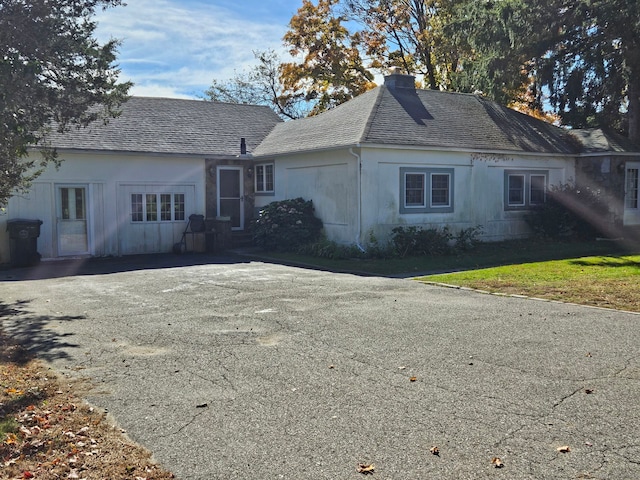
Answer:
[282,0,375,115]
[206,0,640,142]
[344,0,465,91]
[0,0,131,207]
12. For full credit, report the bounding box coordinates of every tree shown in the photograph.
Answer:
[203,50,307,120]
[0,0,131,207]
[450,0,640,141]
[344,0,466,90]
[282,0,375,115]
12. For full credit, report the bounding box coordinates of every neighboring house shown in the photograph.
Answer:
[252,73,640,246]
[0,97,281,263]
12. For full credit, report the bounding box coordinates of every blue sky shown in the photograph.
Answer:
[95,0,303,98]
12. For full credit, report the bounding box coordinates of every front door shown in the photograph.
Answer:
[217,167,244,230]
[624,162,640,226]
[57,185,89,256]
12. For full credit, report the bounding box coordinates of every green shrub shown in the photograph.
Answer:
[391,226,452,257]
[391,225,483,257]
[253,198,323,251]
[455,225,484,251]
[525,183,611,240]
[297,237,365,259]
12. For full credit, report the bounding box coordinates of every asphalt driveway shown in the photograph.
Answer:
[1,254,639,479]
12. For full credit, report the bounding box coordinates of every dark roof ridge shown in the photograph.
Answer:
[358,86,386,144]
[127,96,278,111]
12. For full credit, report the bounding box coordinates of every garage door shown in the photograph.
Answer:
[117,184,196,255]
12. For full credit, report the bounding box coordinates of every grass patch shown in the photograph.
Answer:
[417,254,640,312]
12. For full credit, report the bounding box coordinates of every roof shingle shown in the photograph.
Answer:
[46,97,282,157]
[253,82,592,157]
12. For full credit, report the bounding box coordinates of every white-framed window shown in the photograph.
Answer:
[626,168,639,209]
[400,167,454,213]
[504,170,548,210]
[255,163,274,194]
[131,193,185,222]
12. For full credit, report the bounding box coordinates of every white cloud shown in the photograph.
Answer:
[95,0,291,98]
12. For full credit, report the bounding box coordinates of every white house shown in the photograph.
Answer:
[0,98,281,263]
[2,74,639,264]
[252,73,591,246]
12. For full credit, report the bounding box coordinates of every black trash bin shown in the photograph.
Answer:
[6,218,43,267]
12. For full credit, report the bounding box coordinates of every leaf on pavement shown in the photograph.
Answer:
[430,446,439,456]
[491,457,504,468]
[357,463,375,474]
[409,376,417,382]
[556,445,571,453]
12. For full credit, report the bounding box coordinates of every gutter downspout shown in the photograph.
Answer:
[349,146,365,252]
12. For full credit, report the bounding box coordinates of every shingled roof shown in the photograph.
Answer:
[253,74,581,157]
[569,128,640,154]
[46,97,281,157]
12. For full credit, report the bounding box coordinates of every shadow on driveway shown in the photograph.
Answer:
[0,252,253,282]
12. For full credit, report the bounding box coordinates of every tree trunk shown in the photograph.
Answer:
[628,76,640,144]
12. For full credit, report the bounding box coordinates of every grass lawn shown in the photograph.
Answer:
[258,239,634,276]
[417,254,640,312]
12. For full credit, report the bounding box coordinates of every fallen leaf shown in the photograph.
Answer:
[4,433,18,445]
[585,352,592,357]
[585,389,594,394]
[357,463,375,474]
[430,446,440,456]
[585,442,593,447]
[557,445,571,453]
[409,376,417,382]
[6,388,25,395]
[398,366,407,370]
[328,365,335,369]
[491,457,504,468]
[23,471,34,479]
[195,403,208,408]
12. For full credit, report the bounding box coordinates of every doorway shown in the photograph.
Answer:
[57,185,89,256]
[217,167,244,230]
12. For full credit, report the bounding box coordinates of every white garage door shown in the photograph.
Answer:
[117,184,196,255]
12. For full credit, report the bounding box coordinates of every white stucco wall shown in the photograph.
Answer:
[256,146,575,248]
[360,147,574,243]
[253,149,359,244]
[0,151,206,263]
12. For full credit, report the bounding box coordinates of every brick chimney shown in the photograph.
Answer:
[384,71,416,90]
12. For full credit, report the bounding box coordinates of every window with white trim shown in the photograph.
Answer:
[626,168,639,209]
[255,163,274,194]
[504,170,548,210]
[400,167,454,213]
[131,193,185,222]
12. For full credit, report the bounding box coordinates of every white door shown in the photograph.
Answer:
[57,185,89,256]
[217,167,244,230]
[624,162,640,225]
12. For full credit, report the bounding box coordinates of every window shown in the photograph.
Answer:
[431,173,451,207]
[146,194,157,221]
[255,163,274,194]
[400,168,454,214]
[405,173,426,207]
[504,170,548,210]
[61,187,86,220]
[131,194,143,222]
[131,193,186,222]
[174,193,185,220]
[626,168,639,209]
